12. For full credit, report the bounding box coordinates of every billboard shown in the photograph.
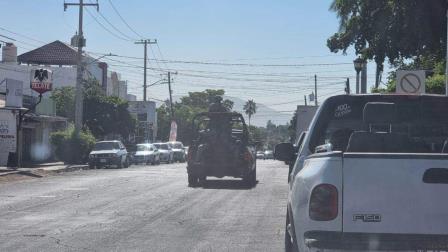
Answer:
[30,68,53,94]
[0,110,16,166]
[5,78,23,108]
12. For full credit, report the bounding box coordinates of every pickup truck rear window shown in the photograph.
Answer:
[309,95,448,154]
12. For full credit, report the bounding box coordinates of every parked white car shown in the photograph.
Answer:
[276,94,448,251]
[153,143,173,163]
[133,143,160,165]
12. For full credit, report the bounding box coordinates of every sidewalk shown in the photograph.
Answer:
[0,162,88,177]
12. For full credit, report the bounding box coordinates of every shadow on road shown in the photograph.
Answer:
[200,179,258,190]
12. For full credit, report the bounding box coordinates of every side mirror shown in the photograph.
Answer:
[315,143,332,153]
[274,143,295,162]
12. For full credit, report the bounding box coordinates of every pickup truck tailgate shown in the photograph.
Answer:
[342,153,448,235]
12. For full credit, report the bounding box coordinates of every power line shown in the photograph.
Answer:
[107,0,144,39]
[0,26,46,45]
[88,0,136,41]
[85,7,131,41]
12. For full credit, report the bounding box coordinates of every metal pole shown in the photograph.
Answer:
[346,78,350,94]
[356,71,360,94]
[361,63,367,94]
[304,95,307,106]
[314,74,317,106]
[143,40,147,101]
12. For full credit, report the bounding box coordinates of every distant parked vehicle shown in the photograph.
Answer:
[263,150,274,159]
[256,151,265,159]
[153,143,174,163]
[168,141,186,162]
[88,140,129,169]
[134,143,160,165]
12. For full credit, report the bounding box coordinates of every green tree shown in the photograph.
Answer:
[243,99,257,127]
[51,78,136,139]
[51,87,75,122]
[156,89,234,144]
[328,0,447,86]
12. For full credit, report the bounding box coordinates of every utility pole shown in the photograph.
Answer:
[135,39,157,101]
[304,95,307,106]
[314,74,318,106]
[167,71,177,120]
[64,0,99,135]
[345,78,350,94]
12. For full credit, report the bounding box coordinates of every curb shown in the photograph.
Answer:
[0,164,90,177]
[55,165,89,173]
[0,170,21,177]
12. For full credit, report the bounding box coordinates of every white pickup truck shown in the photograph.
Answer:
[275,94,448,251]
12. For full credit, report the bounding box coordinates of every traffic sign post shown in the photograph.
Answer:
[396,70,425,94]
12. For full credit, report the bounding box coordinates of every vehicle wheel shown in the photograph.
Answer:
[188,173,199,187]
[285,211,299,252]
[124,158,129,168]
[250,167,257,185]
[89,163,95,169]
[117,159,123,169]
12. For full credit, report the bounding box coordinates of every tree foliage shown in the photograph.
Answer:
[51,79,136,139]
[156,89,234,143]
[50,86,75,122]
[328,0,447,70]
[50,126,96,164]
[243,99,257,127]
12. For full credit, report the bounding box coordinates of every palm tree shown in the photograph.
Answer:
[243,99,257,128]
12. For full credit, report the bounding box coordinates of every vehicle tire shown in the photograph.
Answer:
[89,163,95,169]
[285,211,299,252]
[117,158,123,169]
[188,173,198,187]
[124,158,129,168]
[250,167,257,186]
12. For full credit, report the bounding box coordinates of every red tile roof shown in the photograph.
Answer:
[17,40,79,65]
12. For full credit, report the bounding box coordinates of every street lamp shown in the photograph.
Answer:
[353,57,364,94]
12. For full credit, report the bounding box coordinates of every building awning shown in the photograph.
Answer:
[17,40,80,66]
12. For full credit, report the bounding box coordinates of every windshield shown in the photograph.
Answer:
[172,143,183,149]
[310,96,448,153]
[136,145,152,151]
[93,142,119,151]
[154,144,168,150]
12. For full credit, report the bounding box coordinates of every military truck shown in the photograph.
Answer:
[186,112,256,187]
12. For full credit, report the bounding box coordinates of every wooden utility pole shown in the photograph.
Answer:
[64,0,99,135]
[135,39,157,101]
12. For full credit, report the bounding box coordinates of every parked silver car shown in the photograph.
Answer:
[153,143,173,163]
[168,141,186,162]
[133,143,160,165]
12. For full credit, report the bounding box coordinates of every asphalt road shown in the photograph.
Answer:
[0,160,288,252]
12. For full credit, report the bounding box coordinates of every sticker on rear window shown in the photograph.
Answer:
[334,104,351,118]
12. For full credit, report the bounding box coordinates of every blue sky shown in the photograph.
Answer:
[0,0,382,117]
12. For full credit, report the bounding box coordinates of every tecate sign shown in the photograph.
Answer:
[30,69,53,94]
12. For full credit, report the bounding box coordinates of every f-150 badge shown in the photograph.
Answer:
[353,214,381,222]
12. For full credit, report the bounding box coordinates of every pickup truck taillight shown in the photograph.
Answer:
[309,184,338,221]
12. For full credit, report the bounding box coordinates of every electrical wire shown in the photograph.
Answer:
[107,0,144,39]
[85,8,132,41]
